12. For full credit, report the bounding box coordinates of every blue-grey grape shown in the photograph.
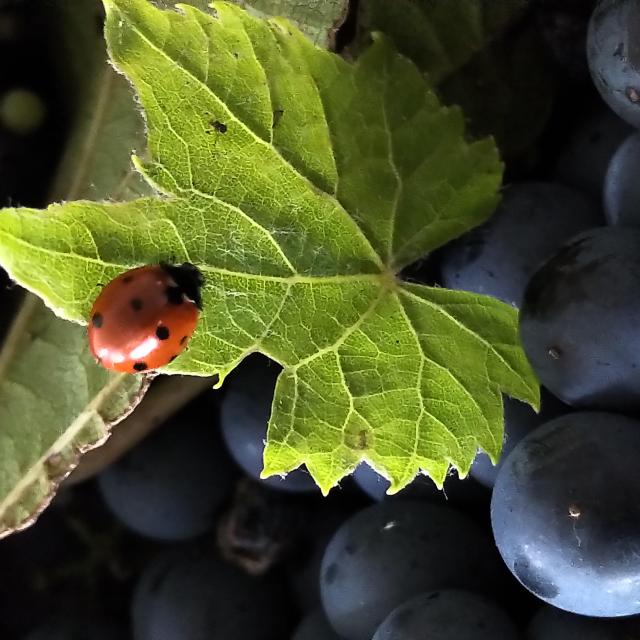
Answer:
[603,131,640,225]
[98,404,234,540]
[555,108,632,198]
[520,227,640,409]
[470,392,567,488]
[371,590,520,640]
[588,0,640,128]
[135,546,289,640]
[352,464,489,517]
[220,355,317,493]
[321,501,502,640]
[492,412,640,616]
[439,182,602,307]
[132,548,186,640]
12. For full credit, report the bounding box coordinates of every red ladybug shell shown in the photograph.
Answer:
[88,264,202,373]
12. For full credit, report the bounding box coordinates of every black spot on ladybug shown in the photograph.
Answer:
[133,362,148,372]
[170,355,178,362]
[211,119,227,133]
[165,286,184,306]
[180,335,188,345]
[91,313,103,328]
[122,275,133,284]
[156,325,170,340]
[130,297,144,312]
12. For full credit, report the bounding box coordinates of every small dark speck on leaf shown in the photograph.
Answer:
[273,108,284,128]
[211,119,228,133]
[45,452,63,472]
[351,429,369,450]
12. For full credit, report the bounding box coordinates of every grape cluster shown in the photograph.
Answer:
[6,0,640,638]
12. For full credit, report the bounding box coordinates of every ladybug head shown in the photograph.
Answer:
[161,262,205,309]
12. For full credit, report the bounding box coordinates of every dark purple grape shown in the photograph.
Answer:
[98,404,234,541]
[371,590,520,640]
[352,464,490,519]
[132,549,185,640]
[604,131,640,225]
[439,182,602,307]
[351,464,390,501]
[133,546,289,640]
[470,392,568,488]
[520,227,640,409]
[320,501,502,640]
[555,107,633,198]
[292,609,342,640]
[492,412,640,616]
[289,499,356,612]
[588,0,640,129]
[220,355,317,493]
[528,605,640,639]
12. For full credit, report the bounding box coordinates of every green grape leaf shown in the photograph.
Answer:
[358,0,526,84]
[0,0,149,537]
[154,0,350,47]
[0,0,538,494]
[357,0,556,156]
[438,24,556,157]
[0,297,147,536]
[231,0,349,47]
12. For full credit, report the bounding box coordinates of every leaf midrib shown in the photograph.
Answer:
[0,226,385,287]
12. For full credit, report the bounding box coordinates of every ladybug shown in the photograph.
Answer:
[88,263,204,373]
